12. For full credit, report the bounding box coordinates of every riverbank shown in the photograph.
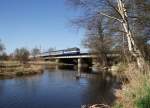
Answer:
[112,63,150,108]
[0,61,44,79]
[85,63,150,108]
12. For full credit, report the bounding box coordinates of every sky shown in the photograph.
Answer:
[0,0,85,54]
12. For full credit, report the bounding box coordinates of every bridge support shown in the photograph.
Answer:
[77,58,82,73]
[55,59,59,64]
[55,59,60,70]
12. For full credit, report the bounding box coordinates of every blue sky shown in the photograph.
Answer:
[0,0,85,53]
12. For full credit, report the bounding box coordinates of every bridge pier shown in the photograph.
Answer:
[77,58,82,73]
[55,59,60,70]
[55,59,59,64]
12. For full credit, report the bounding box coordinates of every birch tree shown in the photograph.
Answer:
[115,0,145,69]
[67,0,148,69]
[100,0,146,69]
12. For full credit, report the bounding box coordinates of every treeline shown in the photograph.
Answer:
[0,39,55,63]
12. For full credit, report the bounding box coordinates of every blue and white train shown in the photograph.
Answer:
[41,47,80,57]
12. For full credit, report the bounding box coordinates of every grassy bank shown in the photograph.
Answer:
[28,61,57,65]
[112,63,150,108]
[0,61,44,79]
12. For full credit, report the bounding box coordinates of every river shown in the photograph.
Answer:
[0,68,120,108]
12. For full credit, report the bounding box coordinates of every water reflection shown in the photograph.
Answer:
[81,72,119,106]
[0,68,120,108]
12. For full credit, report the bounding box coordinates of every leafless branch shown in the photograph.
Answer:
[99,12,123,23]
[105,0,122,18]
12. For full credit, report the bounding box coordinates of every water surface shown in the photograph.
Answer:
[0,69,118,108]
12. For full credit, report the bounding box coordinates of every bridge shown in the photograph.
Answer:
[43,53,92,59]
[31,51,119,72]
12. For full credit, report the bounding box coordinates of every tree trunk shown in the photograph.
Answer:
[117,0,145,69]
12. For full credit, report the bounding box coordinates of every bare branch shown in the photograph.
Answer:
[99,12,123,23]
[105,0,122,18]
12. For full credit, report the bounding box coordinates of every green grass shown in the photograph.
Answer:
[136,85,150,108]
[137,95,150,108]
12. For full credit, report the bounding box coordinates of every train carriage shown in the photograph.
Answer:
[40,47,80,57]
[63,47,80,55]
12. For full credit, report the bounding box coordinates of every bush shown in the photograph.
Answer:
[16,72,24,76]
[117,63,128,74]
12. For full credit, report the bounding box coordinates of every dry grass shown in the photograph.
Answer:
[0,62,44,78]
[113,63,150,108]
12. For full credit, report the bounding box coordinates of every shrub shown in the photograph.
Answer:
[16,72,24,76]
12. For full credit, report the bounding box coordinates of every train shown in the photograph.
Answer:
[41,47,80,57]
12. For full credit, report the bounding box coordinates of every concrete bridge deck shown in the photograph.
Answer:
[41,53,119,59]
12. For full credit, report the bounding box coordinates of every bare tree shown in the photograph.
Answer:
[14,48,30,64]
[31,47,41,58]
[127,0,150,61]
[82,15,115,67]
[0,53,8,60]
[67,0,149,69]
[48,47,55,53]
[0,39,5,55]
[100,0,147,69]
